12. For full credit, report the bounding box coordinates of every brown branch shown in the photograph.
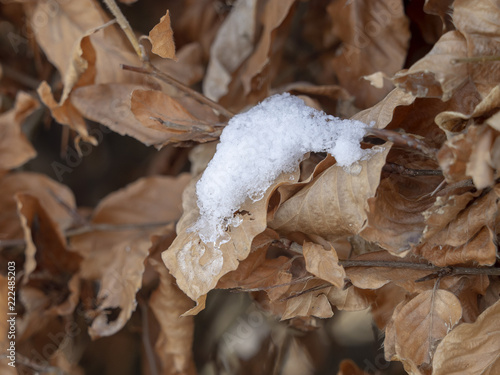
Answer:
[451,55,500,65]
[383,163,443,177]
[365,128,438,160]
[121,64,234,119]
[0,221,174,248]
[339,259,500,276]
[65,221,174,237]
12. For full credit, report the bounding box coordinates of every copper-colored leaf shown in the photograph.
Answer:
[392,289,462,367]
[393,31,468,100]
[0,92,37,173]
[162,170,299,310]
[433,299,500,375]
[71,83,172,147]
[130,89,221,145]
[337,359,370,375]
[149,258,196,375]
[328,0,410,108]
[453,0,500,97]
[270,145,391,241]
[203,0,257,101]
[303,242,345,288]
[16,194,81,341]
[71,175,189,338]
[149,10,177,60]
[0,172,76,240]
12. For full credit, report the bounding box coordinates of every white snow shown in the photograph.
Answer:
[190,93,372,245]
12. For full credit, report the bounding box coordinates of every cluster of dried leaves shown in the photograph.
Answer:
[1,0,500,374]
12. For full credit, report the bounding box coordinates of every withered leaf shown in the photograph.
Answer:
[149,258,196,375]
[162,170,299,311]
[328,0,410,108]
[203,0,257,101]
[270,145,391,241]
[0,172,76,240]
[16,194,81,313]
[0,92,37,174]
[337,359,370,375]
[393,31,468,100]
[131,89,221,145]
[392,289,462,368]
[453,0,500,97]
[149,10,177,60]
[303,242,345,288]
[71,175,189,338]
[433,299,500,375]
[71,83,173,147]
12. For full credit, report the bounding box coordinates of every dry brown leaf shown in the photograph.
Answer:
[370,283,407,330]
[416,226,497,266]
[422,189,479,242]
[220,0,296,111]
[434,85,498,136]
[352,88,416,129]
[303,242,345,288]
[327,285,373,312]
[433,299,500,375]
[270,145,391,241]
[438,124,500,189]
[360,161,444,255]
[393,31,468,100]
[27,0,147,142]
[453,0,500,97]
[203,0,258,101]
[16,194,81,342]
[423,0,454,33]
[392,289,462,368]
[0,172,76,240]
[162,170,299,311]
[282,292,332,320]
[337,359,370,375]
[149,258,196,375]
[149,10,177,60]
[0,92,37,173]
[328,0,410,108]
[446,275,489,324]
[71,83,172,147]
[217,233,294,302]
[71,174,189,338]
[37,81,95,144]
[415,188,498,266]
[130,89,221,145]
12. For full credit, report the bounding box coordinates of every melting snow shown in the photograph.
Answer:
[190,93,372,245]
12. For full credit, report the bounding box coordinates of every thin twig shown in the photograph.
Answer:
[451,55,500,65]
[0,63,40,89]
[65,221,174,237]
[0,221,174,249]
[365,128,438,160]
[383,163,443,177]
[121,64,234,119]
[102,0,143,59]
[339,259,500,276]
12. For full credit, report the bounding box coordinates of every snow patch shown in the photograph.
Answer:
[190,93,372,245]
